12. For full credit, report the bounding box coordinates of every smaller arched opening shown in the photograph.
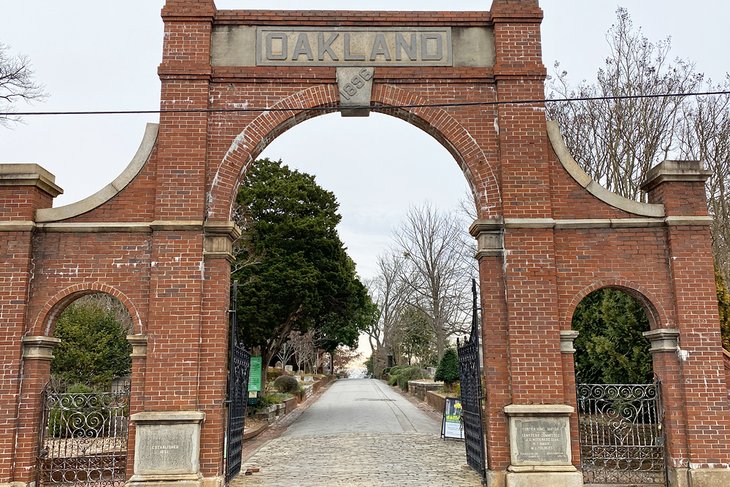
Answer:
[570,286,667,486]
[33,292,138,487]
[572,287,654,385]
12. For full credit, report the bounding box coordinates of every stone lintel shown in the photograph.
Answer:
[0,163,63,198]
[640,160,712,193]
[22,336,61,360]
[643,328,679,352]
[127,335,148,358]
[560,330,579,354]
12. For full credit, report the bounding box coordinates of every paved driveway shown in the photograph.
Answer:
[235,379,483,486]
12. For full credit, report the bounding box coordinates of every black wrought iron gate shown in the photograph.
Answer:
[577,382,667,485]
[457,279,487,481]
[37,383,130,487]
[225,281,251,483]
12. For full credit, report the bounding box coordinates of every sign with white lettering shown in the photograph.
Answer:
[256,27,452,66]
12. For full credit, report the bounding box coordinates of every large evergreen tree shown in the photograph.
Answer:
[233,158,372,375]
[572,288,653,384]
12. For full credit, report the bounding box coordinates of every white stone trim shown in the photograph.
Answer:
[643,328,680,352]
[547,120,665,218]
[22,336,61,360]
[36,123,159,223]
[560,330,579,353]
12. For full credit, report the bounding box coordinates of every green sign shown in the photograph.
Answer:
[248,356,262,392]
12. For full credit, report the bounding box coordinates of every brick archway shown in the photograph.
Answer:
[32,282,144,337]
[563,279,669,332]
[206,84,501,222]
[0,1,728,486]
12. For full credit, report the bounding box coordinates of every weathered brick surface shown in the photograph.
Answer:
[0,0,727,483]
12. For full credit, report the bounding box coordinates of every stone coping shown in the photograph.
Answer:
[547,120,665,218]
[0,163,63,197]
[36,123,158,223]
[131,411,205,423]
[504,404,574,416]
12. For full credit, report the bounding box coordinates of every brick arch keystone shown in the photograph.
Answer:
[206,84,502,221]
[564,279,670,332]
[32,283,144,337]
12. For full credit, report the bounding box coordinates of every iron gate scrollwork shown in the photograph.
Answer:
[577,382,667,485]
[457,279,487,481]
[225,280,251,483]
[37,382,131,487]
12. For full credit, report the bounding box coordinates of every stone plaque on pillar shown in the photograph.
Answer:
[504,405,583,486]
[129,411,205,487]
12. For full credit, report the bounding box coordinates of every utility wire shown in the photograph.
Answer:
[1,90,728,117]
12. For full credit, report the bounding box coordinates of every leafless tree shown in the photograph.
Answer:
[365,252,409,375]
[0,43,45,126]
[394,204,475,359]
[546,8,703,202]
[546,7,730,280]
[677,78,730,277]
[290,330,315,374]
[275,338,296,370]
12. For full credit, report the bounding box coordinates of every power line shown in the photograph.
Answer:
[1,90,728,117]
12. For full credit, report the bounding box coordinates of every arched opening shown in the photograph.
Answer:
[572,287,653,385]
[37,293,135,487]
[221,107,481,478]
[571,287,666,485]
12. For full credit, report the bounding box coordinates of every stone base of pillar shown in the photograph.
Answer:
[506,470,583,487]
[127,474,202,487]
[0,482,34,487]
[668,467,730,487]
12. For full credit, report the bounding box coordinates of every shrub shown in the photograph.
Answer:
[386,365,428,391]
[396,366,428,391]
[274,375,299,394]
[435,348,460,391]
[267,368,286,382]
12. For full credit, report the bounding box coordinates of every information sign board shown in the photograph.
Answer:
[248,356,262,393]
[442,397,465,440]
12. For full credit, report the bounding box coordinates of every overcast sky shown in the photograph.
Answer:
[1,1,728,281]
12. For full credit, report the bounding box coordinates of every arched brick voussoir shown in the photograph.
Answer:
[563,278,671,332]
[373,85,502,219]
[206,85,340,220]
[31,283,144,337]
[206,84,503,221]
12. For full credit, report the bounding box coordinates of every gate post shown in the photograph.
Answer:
[641,161,730,486]
[0,164,62,485]
[13,337,60,485]
[490,0,584,485]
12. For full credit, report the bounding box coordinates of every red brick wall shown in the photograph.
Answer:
[0,0,728,483]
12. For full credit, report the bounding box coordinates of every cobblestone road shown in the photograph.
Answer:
[235,379,483,486]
